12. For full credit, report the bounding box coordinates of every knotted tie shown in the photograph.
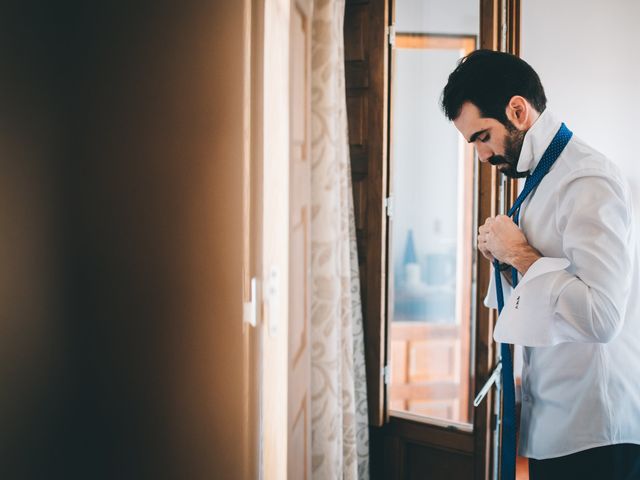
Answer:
[494,123,572,480]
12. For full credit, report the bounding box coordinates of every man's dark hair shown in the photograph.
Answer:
[441,50,547,124]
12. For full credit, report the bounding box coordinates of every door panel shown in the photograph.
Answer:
[288,0,313,478]
[261,0,291,477]
[405,443,473,480]
[259,1,313,477]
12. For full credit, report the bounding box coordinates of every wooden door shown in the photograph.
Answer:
[259,0,313,478]
[261,0,291,478]
[288,0,313,478]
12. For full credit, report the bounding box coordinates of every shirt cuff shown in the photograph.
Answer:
[493,257,571,346]
[484,264,514,309]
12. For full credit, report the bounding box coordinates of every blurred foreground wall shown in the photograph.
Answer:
[0,2,247,478]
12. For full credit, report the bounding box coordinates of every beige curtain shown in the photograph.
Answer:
[310,0,369,479]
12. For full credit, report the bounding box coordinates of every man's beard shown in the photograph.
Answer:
[488,123,527,179]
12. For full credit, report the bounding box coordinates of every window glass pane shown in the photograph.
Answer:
[396,0,479,36]
[392,49,460,323]
[389,0,478,426]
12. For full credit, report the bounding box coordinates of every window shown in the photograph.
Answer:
[387,31,477,426]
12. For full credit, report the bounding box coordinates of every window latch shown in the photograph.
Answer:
[243,277,259,327]
[384,196,394,217]
[387,25,396,47]
[473,362,502,407]
[383,365,391,385]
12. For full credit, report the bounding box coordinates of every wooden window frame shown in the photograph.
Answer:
[344,0,390,427]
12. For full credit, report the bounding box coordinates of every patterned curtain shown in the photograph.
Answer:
[310,0,369,479]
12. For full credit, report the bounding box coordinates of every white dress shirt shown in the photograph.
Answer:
[485,109,640,459]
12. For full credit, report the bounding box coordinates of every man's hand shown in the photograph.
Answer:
[478,215,542,274]
[477,217,496,263]
[479,215,527,264]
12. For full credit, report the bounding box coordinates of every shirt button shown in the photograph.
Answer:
[523,395,532,402]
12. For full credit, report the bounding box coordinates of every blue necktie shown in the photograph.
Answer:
[494,123,572,480]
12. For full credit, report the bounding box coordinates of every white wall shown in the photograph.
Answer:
[517,0,640,381]
[521,0,640,224]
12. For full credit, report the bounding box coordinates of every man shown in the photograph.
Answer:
[441,49,640,479]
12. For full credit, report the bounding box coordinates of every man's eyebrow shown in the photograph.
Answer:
[468,129,488,143]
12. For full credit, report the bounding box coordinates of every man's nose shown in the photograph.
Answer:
[476,144,493,162]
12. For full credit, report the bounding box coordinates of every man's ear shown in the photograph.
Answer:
[505,95,530,130]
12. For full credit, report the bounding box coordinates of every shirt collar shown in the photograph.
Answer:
[516,109,563,174]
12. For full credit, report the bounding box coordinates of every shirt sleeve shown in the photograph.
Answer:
[493,173,632,347]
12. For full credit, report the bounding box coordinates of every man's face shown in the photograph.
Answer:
[453,102,527,179]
